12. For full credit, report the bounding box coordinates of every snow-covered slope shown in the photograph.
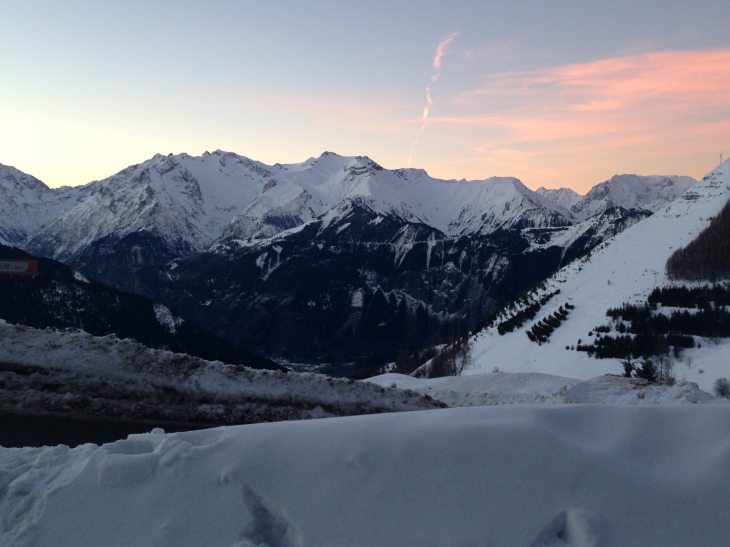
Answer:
[535,186,582,211]
[574,174,696,217]
[368,371,721,406]
[0,320,442,425]
[2,404,730,546]
[540,174,697,220]
[0,163,85,246]
[462,160,730,393]
[25,151,276,261]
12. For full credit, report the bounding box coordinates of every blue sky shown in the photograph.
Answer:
[2,1,730,191]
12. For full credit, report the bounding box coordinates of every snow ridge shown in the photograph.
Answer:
[17,151,581,262]
[12,152,697,267]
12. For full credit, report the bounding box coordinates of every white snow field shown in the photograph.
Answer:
[2,404,730,547]
[463,160,730,393]
[367,371,722,406]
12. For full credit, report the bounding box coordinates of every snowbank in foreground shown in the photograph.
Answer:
[367,372,721,406]
[2,405,729,546]
[0,322,442,424]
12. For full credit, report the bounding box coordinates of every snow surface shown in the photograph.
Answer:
[152,303,183,334]
[464,160,730,393]
[2,404,730,546]
[367,371,721,406]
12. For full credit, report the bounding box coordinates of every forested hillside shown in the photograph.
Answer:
[666,198,730,281]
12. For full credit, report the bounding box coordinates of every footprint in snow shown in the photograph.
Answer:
[232,483,303,547]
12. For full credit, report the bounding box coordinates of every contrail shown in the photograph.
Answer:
[408,31,459,168]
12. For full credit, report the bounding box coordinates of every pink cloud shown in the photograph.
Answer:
[423,49,730,191]
[433,32,460,70]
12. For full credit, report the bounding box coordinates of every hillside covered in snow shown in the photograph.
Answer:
[0,164,86,247]
[446,159,730,394]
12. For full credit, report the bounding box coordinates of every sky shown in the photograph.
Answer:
[1,1,730,193]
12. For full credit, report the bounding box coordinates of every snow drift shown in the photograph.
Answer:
[1,404,729,546]
[367,371,721,406]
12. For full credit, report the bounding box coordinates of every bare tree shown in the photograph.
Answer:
[714,377,730,398]
[428,337,472,378]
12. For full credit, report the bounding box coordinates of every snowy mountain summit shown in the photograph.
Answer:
[24,152,276,261]
[19,151,578,263]
[537,173,696,219]
[0,164,85,246]
[218,152,576,247]
[5,152,696,265]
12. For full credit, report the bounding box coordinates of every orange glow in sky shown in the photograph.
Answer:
[1,2,729,195]
[422,49,730,192]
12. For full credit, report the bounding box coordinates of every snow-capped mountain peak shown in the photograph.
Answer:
[218,152,577,247]
[0,163,85,246]
[538,174,697,221]
[24,151,276,260]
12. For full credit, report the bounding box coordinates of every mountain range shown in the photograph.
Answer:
[1,151,698,372]
[423,158,730,395]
